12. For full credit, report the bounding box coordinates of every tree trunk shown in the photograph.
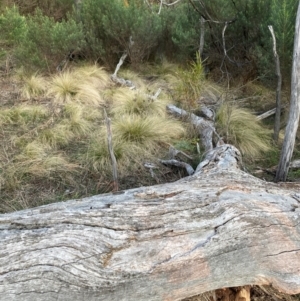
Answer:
[276,1,300,182]
[1,144,300,301]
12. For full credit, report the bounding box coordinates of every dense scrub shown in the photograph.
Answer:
[0,0,297,82]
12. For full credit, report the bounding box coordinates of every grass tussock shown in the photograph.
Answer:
[0,105,49,125]
[74,65,111,89]
[111,87,169,116]
[21,74,48,99]
[38,123,74,148]
[113,114,185,148]
[216,103,272,159]
[1,63,193,213]
[118,69,146,89]
[75,83,105,107]
[48,71,79,103]
[47,66,110,106]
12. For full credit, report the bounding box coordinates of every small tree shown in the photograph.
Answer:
[275,0,300,182]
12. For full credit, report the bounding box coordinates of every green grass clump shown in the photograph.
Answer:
[174,53,205,109]
[216,103,272,160]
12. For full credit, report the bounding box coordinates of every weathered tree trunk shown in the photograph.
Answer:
[1,144,300,301]
[276,1,300,181]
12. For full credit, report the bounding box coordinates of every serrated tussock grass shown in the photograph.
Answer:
[118,69,146,89]
[21,73,48,99]
[0,63,192,213]
[216,103,272,160]
[111,87,169,116]
[75,83,105,107]
[112,114,185,149]
[47,71,79,103]
[73,65,111,89]
[0,105,49,125]
[38,123,74,148]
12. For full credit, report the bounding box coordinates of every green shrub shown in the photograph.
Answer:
[161,2,200,60]
[80,0,163,66]
[15,9,85,72]
[1,0,74,20]
[0,6,27,47]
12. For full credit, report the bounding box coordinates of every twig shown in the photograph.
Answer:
[104,109,119,191]
[112,53,127,78]
[161,0,182,6]
[169,146,193,160]
[158,0,163,14]
[111,37,136,88]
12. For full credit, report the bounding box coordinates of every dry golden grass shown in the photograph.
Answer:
[118,69,146,89]
[75,83,105,107]
[113,114,185,148]
[216,103,272,159]
[73,65,111,89]
[38,123,74,148]
[0,105,49,125]
[21,73,48,99]
[2,141,79,194]
[0,63,198,213]
[47,71,79,103]
[84,129,158,178]
[111,87,169,116]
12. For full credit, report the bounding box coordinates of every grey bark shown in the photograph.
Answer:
[268,25,282,142]
[166,104,215,152]
[276,1,300,182]
[199,17,205,57]
[1,143,300,301]
[256,107,277,120]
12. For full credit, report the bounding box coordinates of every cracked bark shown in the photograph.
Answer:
[1,143,300,300]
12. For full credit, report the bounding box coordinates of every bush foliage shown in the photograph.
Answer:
[1,0,296,80]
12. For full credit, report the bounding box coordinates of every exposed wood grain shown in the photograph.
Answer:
[1,152,300,300]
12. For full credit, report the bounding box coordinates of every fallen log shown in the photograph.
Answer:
[1,143,300,301]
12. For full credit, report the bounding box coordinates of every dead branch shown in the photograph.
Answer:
[160,159,195,175]
[268,25,282,142]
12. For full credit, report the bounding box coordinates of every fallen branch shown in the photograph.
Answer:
[160,159,195,175]
[111,37,136,88]
[169,145,193,161]
[166,104,221,152]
